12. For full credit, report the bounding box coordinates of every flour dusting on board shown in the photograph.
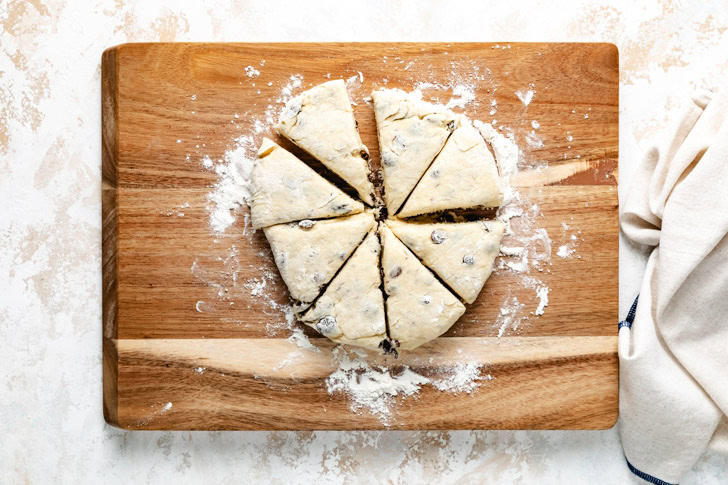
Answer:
[475,119,554,335]
[207,135,256,234]
[326,348,493,424]
[191,65,566,423]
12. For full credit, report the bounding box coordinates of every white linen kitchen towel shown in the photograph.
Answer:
[619,88,728,484]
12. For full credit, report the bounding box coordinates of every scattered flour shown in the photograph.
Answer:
[326,350,429,423]
[556,223,583,259]
[445,84,476,110]
[326,348,493,424]
[192,70,560,423]
[277,74,304,103]
[206,135,256,234]
[193,367,205,375]
[476,118,554,334]
[515,88,534,107]
[160,201,189,217]
[535,286,549,315]
[408,62,491,110]
[245,65,260,78]
[430,363,493,394]
[525,131,544,148]
[500,246,525,257]
[557,245,575,258]
[289,326,319,351]
[495,296,527,337]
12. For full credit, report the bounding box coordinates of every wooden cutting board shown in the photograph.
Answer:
[102,42,619,430]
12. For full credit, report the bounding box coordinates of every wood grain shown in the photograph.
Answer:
[102,42,619,430]
[112,337,617,430]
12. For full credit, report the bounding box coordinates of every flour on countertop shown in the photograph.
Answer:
[523,276,550,316]
[408,62,493,110]
[525,131,544,148]
[161,201,189,217]
[326,349,429,423]
[289,326,319,351]
[277,74,304,103]
[557,245,575,258]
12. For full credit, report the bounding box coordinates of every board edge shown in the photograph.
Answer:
[101,46,121,427]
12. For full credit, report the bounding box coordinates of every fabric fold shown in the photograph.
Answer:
[619,88,728,483]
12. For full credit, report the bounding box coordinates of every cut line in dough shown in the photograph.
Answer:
[249,138,364,229]
[300,230,387,350]
[398,116,503,217]
[379,223,465,350]
[277,79,376,205]
[372,88,456,214]
[264,211,377,312]
[386,219,505,304]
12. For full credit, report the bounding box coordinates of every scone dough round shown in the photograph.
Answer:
[249,83,505,352]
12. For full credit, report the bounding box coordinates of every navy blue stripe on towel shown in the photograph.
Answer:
[619,295,639,329]
[626,458,677,485]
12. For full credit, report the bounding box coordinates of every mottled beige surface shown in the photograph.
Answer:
[1,1,727,483]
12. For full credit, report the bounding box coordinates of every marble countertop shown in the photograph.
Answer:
[1,1,727,483]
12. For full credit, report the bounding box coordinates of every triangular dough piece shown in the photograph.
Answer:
[277,80,375,205]
[264,211,376,311]
[300,230,386,350]
[387,219,504,304]
[399,117,503,217]
[379,223,465,350]
[372,89,456,214]
[249,138,364,229]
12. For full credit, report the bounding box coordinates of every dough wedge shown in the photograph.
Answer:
[387,219,504,304]
[249,138,363,229]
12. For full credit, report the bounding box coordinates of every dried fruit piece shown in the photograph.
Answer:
[431,230,447,244]
[298,220,315,229]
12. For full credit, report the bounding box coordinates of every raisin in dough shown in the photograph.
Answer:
[249,138,364,229]
[372,89,456,214]
[387,219,504,304]
[399,116,503,217]
[379,223,465,350]
[277,80,375,205]
[300,230,387,349]
[264,211,376,312]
